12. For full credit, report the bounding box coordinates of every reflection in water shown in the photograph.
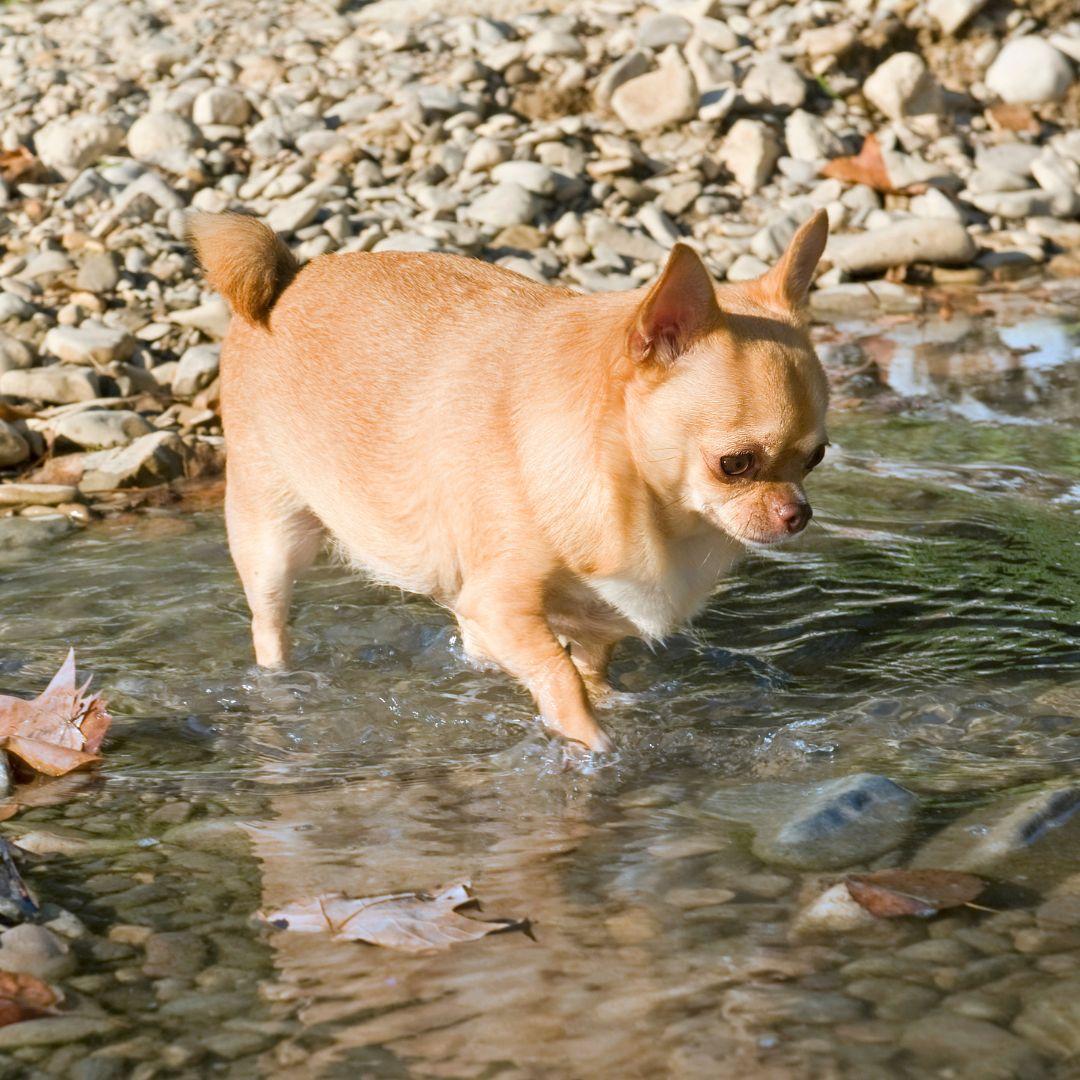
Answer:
[0,298,1076,1077]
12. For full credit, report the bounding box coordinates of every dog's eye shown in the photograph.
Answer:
[720,452,755,476]
[806,445,827,471]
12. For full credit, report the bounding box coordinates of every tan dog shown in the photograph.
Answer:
[189,210,830,752]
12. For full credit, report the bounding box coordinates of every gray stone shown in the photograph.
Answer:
[172,345,220,398]
[143,931,209,978]
[723,986,864,1026]
[0,293,33,323]
[811,282,922,316]
[719,119,780,192]
[192,86,251,127]
[612,47,698,132]
[265,197,321,234]
[35,115,125,177]
[0,516,76,553]
[637,14,692,49]
[910,188,964,221]
[584,218,665,262]
[726,253,769,281]
[752,773,918,870]
[43,323,135,365]
[0,924,76,980]
[742,58,806,110]
[784,110,842,161]
[0,420,29,467]
[913,785,1080,876]
[0,1015,120,1048]
[1031,148,1080,196]
[864,53,944,120]
[0,366,103,405]
[900,1014,1043,1079]
[986,36,1075,104]
[525,28,584,59]
[826,220,976,272]
[75,253,120,294]
[490,161,558,196]
[0,334,34,374]
[1014,977,1080,1058]
[968,190,1060,219]
[127,110,200,163]
[53,409,153,450]
[79,431,185,492]
[464,183,542,229]
[170,297,231,339]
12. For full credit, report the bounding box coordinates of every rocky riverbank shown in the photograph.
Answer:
[0,0,1077,534]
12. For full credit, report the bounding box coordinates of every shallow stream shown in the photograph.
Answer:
[0,285,1078,1078]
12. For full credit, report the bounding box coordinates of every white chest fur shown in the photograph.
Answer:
[586,530,740,640]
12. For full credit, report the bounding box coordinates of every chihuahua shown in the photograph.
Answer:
[189,209,830,752]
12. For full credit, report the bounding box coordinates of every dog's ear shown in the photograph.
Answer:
[631,243,720,365]
[759,209,829,311]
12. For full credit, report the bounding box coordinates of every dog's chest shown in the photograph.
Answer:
[585,531,739,640]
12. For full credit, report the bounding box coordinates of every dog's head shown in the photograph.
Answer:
[625,211,830,548]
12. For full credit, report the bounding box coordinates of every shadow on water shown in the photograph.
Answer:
[0,290,1077,1076]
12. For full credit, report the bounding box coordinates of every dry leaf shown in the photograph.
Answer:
[0,651,112,777]
[985,103,1040,136]
[0,147,45,186]
[0,971,58,1027]
[845,869,985,918]
[259,882,528,953]
[821,135,894,192]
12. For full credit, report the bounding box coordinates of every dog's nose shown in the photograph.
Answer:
[774,500,811,534]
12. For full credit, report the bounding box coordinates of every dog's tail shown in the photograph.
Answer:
[187,212,298,328]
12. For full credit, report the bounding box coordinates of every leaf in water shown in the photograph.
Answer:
[845,869,985,919]
[0,651,112,777]
[0,971,57,1027]
[258,882,528,953]
[821,134,909,194]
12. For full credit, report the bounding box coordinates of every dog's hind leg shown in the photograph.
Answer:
[226,449,324,668]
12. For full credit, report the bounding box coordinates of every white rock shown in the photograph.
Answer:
[35,115,124,178]
[612,47,698,132]
[585,218,665,262]
[79,432,185,493]
[0,420,29,467]
[462,138,512,173]
[464,184,542,229]
[784,110,842,161]
[43,323,135,365]
[864,53,944,119]
[986,36,1075,104]
[127,111,200,162]
[596,51,651,109]
[0,366,103,405]
[1031,148,1080,196]
[170,297,231,339]
[967,189,1060,218]
[909,188,964,221]
[928,0,988,35]
[638,14,692,49]
[720,119,780,192]
[192,86,251,127]
[826,219,976,272]
[53,409,153,450]
[726,253,769,281]
[265,197,320,234]
[741,58,806,110]
[526,29,584,59]
[172,345,221,398]
[490,161,558,196]
[792,883,878,936]
[0,483,77,507]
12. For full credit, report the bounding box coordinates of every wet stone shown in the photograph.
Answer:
[900,1014,1044,1079]
[723,985,865,1026]
[752,773,918,870]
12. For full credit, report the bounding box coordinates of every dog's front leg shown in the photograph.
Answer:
[456,585,613,753]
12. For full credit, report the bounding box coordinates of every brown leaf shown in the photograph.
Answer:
[0,147,45,186]
[0,971,58,1027]
[259,882,528,953]
[821,135,894,192]
[985,103,1040,136]
[845,869,985,919]
[0,651,112,778]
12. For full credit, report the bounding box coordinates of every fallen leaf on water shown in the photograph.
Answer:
[0,972,58,1027]
[258,882,529,953]
[0,650,112,777]
[845,869,985,919]
[820,134,925,195]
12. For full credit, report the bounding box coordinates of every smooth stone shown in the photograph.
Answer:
[464,183,542,229]
[127,111,200,162]
[741,57,806,110]
[1014,977,1080,1058]
[43,323,135,365]
[0,1016,120,1048]
[792,882,879,936]
[929,0,988,34]
[53,409,153,451]
[595,51,651,109]
[752,773,918,870]
[611,47,698,132]
[75,253,120,294]
[584,218,665,262]
[0,334,34,373]
[0,515,75,552]
[35,115,124,177]
[490,161,558,196]
[0,294,34,322]
[265,197,321,234]
[169,297,230,339]
[525,28,584,59]
[910,188,964,221]
[968,190,1060,219]
[192,86,251,127]
[720,119,780,193]
[986,36,1075,104]
[810,281,922,316]
[20,251,73,282]
[900,1014,1044,1079]
[0,419,29,467]
[143,931,210,978]
[172,345,220,398]
[785,110,842,161]
[79,432,185,492]
[864,52,944,119]
[0,483,77,506]
[724,986,864,1025]
[726,253,769,281]
[826,220,976,272]
[1031,149,1080,196]
[637,13,692,49]
[0,366,103,405]
[0,924,76,980]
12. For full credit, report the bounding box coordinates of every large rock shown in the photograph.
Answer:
[170,297,231,339]
[79,432,185,492]
[0,924,75,980]
[53,409,153,451]
[864,53,944,119]
[35,115,124,177]
[826,220,976,273]
[928,0,988,35]
[0,366,103,405]
[127,110,200,162]
[0,420,29,467]
[43,323,135,365]
[719,119,780,192]
[0,483,78,507]
[611,46,698,132]
[741,58,806,110]
[0,516,76,554]
[584,218,666,262]
[752,773,918,870]
[464,183,542,229]
[986,36,1075,104]
[784,110,842,161]
[192,86,251,127]
[172,345,220,398]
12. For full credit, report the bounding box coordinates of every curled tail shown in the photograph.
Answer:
[187,212,298,327]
